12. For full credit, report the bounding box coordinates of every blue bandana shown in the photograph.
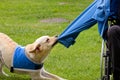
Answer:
[11,46,43,72]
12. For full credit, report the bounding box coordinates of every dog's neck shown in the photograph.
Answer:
[25,41,52,64]
[25,45,48,64]
[26,53,44,64]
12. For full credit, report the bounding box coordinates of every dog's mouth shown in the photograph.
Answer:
[52,40,58,47]
[52,36,58,47]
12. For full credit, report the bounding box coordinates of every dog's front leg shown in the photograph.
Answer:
[40,67,66,80]
[0,60,9,76]
[29,71,51,80]
[0,51,9,77]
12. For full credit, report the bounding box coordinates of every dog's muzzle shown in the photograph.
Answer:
[52,36,58,47]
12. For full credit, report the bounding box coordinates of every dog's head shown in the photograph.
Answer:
[26,36,57,63]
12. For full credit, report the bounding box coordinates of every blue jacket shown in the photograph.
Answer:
[58,0,119,48]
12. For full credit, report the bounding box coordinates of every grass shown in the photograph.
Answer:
[0,0,102,80]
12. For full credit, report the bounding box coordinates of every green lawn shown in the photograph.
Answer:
[0,0,102,80]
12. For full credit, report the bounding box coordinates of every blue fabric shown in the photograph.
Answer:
[13,46,43,70]
[93,0,110,37]
[58,0,111,48]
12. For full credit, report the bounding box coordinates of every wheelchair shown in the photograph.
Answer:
[100,18,120,80]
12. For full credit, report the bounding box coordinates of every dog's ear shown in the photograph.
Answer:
[29,43,41,53]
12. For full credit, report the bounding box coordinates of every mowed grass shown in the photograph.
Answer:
[0,0,102,80]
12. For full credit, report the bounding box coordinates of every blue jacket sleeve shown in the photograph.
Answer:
[58,0,97,48]
[58,0,111,48]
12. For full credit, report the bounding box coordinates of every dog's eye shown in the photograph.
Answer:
[46,38,50,43]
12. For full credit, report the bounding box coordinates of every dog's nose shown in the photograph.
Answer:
[55,35,58,38]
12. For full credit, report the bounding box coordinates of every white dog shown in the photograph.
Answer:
[0,33,64,80]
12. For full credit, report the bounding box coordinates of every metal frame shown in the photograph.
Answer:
[100,40,112,80]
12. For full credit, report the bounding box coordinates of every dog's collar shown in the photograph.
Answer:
[11,46,43,72]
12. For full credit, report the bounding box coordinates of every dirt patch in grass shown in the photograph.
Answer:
[58,2,68,5]
[40,18,69,23]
